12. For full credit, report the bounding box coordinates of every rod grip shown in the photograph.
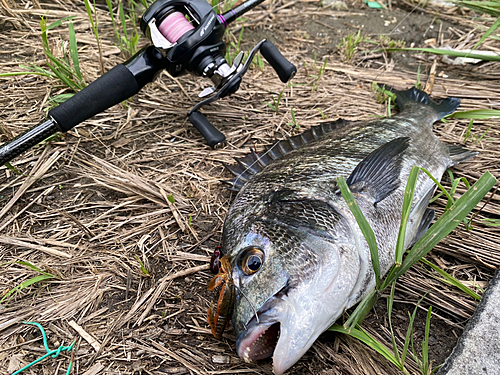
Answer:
[0,118,60,165]
[189,111,225,148]
[260,41,297,83]
[49,64,140,132]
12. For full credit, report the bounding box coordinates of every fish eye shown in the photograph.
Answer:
[240,247,264,275]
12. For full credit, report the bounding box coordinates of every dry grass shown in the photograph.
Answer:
[1,0,499,374]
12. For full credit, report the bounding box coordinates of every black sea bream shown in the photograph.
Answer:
[221,87,476,374]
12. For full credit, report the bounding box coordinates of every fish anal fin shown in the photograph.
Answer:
[409,208,435,248]
[346,137,410,204]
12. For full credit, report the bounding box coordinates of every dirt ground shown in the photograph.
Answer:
[1,0,500,374]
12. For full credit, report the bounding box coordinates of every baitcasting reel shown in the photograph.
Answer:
[0,0,297,165]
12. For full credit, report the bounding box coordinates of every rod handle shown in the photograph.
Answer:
[49,64,140,132]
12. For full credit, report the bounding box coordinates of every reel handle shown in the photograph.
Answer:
[260,41,297,83]
[189,111,226,148]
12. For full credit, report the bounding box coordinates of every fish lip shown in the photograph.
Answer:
[236,314,280,362]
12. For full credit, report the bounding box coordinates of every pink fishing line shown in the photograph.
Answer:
[158,12,194,43]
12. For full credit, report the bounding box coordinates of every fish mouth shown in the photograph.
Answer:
[236,318,280,362]
[235,288,287,363]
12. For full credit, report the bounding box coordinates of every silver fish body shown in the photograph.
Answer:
[221,88,475,374]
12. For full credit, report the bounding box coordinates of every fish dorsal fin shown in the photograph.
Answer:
[222,119,347,191]
[346,137,410,204]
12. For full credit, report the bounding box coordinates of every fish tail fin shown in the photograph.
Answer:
[447,144,478,166]
[383,86,460,121]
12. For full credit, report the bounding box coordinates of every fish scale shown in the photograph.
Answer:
[215,87,477,375]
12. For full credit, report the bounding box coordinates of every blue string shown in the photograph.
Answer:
[12,321,75,375]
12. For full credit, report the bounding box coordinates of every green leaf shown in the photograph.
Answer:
[382,171,497,289]
[387,282,401,363]
[68,21,82,83]
[4,162,23,175]
[395,166,419,266]
[0,274,55,305]
[46,16,77,31]
[421,306,432,374]
[329,324,404,370]
[106,0,124,53]
[374,47,500,62]
[337,176,381,288]
[473,17,500,50]
[84,0,96,30]
[420,258,481,300]
[450,109,500,120]
[457,1,500,17]
[343,288,379,330]
[134,255,150,276]
[167,194,175,204]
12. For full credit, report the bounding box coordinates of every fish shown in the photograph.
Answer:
[218,87,477,374]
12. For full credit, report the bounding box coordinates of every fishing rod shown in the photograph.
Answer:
[0,0,296,164]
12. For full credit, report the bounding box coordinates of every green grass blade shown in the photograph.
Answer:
[119,1,128,46]
[420,258,481,300]
[4,162,25,175]
[473,17,500,50]
[15,261,43,274]
[134,255,150,276]
[68,21,82,83]
[337,176,381,287]
[0,71,52,78]
[46,16,77,31]
[395,166,419,266]
[0,274,54,305]
[20,63,57,78]
[343,288,379,330]
[329,325,404,370]
[419,168,455,204]
[106,0,124,53]
[387,282,401,363]
[422,306,432,374]
[450,109,500,120]
[46,93,75,109]
[401,294,425,366]
[84,0,96,30]
[382,171,497,289]
[481,218,500,226]
[374,47,500,62]
[457,0,500,17]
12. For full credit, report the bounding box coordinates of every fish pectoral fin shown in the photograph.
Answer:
[409,208,435,247]
[346,137,410,204]
[447,144,478,166]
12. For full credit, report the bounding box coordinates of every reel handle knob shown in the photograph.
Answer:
[189,111,226,148]
[260,41,297,83]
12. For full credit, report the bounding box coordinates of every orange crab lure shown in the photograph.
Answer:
[207,255,235,339]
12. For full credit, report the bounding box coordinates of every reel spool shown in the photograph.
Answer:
[158,12,195,44]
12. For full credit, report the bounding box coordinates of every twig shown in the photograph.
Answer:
[68,320,101,352]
